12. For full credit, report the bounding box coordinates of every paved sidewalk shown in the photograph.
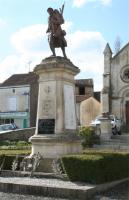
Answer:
[93,180,129,200]
[0,177,95,199]
[0,192,67,200]
[0,176,128,199]
[0,176,94,189]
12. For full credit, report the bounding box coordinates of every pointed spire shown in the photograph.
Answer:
[103,43,112,56]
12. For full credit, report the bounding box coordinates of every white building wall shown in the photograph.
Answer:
[0,85,30,112]
[0,85,30,128]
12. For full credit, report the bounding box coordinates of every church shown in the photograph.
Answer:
[102,42,129,126]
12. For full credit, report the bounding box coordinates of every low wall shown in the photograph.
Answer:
[0,127,35,142]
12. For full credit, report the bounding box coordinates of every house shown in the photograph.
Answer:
[0,72,38,128]
[0,71,100,128]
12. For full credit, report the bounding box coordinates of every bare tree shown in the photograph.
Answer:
[114,36,122,54]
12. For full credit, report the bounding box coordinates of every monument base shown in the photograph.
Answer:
[100,117,112,140]
[30,133,82,158]
[29,56,82,172]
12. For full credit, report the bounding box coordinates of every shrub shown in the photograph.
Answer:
[0,154,5,167]
[0,140,12,146]
[78,126,99,148]
[16,141,30,146]
[62,152,129,184]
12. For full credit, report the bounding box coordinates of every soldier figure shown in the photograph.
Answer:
[46,6,67,58]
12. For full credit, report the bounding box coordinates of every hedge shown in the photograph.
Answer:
[61,153,129,184]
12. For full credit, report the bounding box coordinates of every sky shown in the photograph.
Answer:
[0,0,129,91]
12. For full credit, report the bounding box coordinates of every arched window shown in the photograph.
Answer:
[123,69,129,80]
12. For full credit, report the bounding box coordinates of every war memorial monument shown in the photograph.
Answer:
[29,5,82,171]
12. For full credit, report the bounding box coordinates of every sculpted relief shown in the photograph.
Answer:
[40,83,56,118]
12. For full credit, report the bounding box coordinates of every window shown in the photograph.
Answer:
[124,69,129,80]
[12,89,15,93]
[79,86,85,95]
[8,97,17,111]
[5,119,10,124]
[121,66,129,83]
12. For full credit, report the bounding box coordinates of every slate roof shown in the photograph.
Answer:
[1,72,38,87]
[75,79,93,87]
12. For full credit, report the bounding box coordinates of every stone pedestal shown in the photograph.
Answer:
[100,117,112,140]
[30,56,82,159]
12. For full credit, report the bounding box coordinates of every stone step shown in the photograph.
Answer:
[93,136,129,150]
[103,140,129,144]
[103,139,127,143]
[111,134,129,142]
[0,170,68,180]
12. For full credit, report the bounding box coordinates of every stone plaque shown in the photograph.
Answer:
[38,119,55,134]
[64,85,76,129]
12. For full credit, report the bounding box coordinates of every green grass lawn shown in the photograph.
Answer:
[83,148,129,154]
[1,147,129,156]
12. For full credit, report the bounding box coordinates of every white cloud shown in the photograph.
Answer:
[65,30,106,90]
[72,0,112,7]
[0,53,43,83]
[10,22,72,55]
[67,30,105,72]
[62,21,73,32]
[0,18,7,28]
[0,22,106,90]
[73,0,87,7]
[101,0,112,5]
[0,55,20,82]
[11,24,47,54]
[0,24,49,83]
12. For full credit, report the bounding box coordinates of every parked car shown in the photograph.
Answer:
[0,123,18,133]
[90,115,122,135]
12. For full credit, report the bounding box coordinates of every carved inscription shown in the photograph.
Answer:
[42,99,52,115]
[40,83,56,118]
